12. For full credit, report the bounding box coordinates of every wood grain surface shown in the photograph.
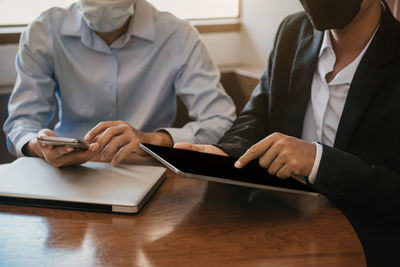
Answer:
[0,159,365,267]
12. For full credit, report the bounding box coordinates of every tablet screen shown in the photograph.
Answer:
[141,143,316,193]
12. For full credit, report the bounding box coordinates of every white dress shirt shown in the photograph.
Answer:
[302,30,376,183]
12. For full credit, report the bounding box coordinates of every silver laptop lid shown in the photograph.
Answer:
[0,158,166,213]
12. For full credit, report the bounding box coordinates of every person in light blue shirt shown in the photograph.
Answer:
[4,0,236,167]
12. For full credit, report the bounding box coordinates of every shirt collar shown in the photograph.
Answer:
[129,0,155,42]
[317,27,379,86]
[318,30,333,58]
[60,3,84,37]
[61,0,155,42]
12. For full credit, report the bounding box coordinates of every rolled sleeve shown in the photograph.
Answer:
[172,22,236,144]
[15,132,38,157]
[3,18,56,156]
[159,127,194,144]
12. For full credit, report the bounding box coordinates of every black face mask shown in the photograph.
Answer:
[300,0,362,31]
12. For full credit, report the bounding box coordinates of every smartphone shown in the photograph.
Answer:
[37,136,89,150]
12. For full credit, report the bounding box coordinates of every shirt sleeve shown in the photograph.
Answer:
[3,18,57,157]
[161,22,236,145]
[308,142,323,184]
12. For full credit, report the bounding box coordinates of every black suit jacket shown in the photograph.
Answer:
[217,4,400,266]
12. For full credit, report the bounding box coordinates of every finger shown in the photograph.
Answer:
[84,121,121,141]
[38,128,57,138]
[88,143,100,152]
[174,142,196,150]
[258,144,280,168]
[94,125,128,152]
[44,146,74,161]
[111,142,137,165]
[38,143,52,149]
[54,150,97,167]
[174,143,207,153]
[267,156,286,176]
[276,164,292,179]
[235,137,275,168]
[55,146,75,157]
[37,129,57,149]
[102,149,118,162]
[174,143,228,156]
[101,133,131,160]
[89,135,100,143]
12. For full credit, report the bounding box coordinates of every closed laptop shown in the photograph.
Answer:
[0,157,166,213]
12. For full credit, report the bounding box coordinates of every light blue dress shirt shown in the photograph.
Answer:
[4,0,236,157]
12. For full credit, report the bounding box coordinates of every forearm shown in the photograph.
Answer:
[161,116,233,145]
[216,113,269,157]
[4,25,56,156]
[147,131,174,147]
[4,124,39,157]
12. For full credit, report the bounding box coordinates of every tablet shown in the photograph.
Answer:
[140,143,318,196]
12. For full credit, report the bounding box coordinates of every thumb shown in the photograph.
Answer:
[38,128,57,137]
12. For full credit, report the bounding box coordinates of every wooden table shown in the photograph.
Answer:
[0,160,365,266]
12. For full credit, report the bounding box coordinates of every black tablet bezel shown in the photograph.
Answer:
[140,143,318,196]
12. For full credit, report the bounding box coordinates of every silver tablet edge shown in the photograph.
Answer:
[140,144,187,176]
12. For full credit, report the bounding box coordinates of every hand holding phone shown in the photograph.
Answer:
[25,129,96,168]
[37,136,89,151]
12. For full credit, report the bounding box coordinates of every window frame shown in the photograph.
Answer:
[0,18,241,45]
[0,0,241,43]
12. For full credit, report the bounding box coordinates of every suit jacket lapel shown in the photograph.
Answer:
[285,30,323,138]
[334,5,399,151]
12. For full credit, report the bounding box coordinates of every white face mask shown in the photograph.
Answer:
[79,0,134,32]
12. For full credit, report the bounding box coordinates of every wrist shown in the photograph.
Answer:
[26,139,41,158]
[147,131,173,147]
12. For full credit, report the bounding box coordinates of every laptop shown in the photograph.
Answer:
[140,143,318,196]
[0,157,166,213]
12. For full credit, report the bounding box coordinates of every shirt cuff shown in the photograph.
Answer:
[308,142,323,184]
[157,127,194,144]
[15,132,38,158]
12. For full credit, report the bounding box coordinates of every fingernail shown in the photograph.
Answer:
[90,143,99,152]
[235,160,241,168]
[66,147,74,152]
[101,153,106,160]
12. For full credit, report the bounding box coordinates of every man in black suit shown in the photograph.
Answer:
[176,0,400,265]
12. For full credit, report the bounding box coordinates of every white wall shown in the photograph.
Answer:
[198,0,304,70]
[0,0,304,87]
[240,0,304,67]
[201,32,242,67]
